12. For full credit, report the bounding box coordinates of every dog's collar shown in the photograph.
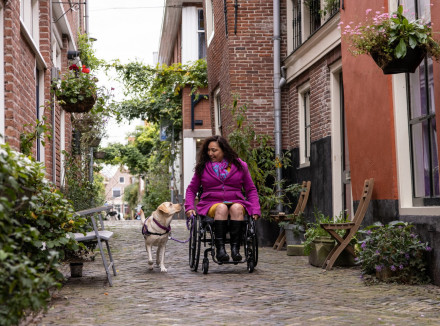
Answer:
[142,217,171,237]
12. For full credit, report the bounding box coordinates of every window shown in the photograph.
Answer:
[119,176,125,184]
[401,0,439,206]
[112,188,121,198]
[290,0,340,52]
[214,89,222,135]
[205,0,214,45]
[20,0,39,42]
[298,83,311,166]
[198,9,206,59]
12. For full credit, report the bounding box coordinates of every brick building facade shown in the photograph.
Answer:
[203,0,440,283]
[0,0,85,187]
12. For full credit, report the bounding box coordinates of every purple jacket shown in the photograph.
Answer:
[185,159,261,216]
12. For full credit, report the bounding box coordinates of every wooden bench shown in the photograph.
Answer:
[73,205,117,286]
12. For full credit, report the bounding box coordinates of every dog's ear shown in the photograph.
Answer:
[158,203,170,214]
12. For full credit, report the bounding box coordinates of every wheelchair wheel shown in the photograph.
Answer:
[202,257,209,274]
[245,218,258,268]
[189,215,201,272]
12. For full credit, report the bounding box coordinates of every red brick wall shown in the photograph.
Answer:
[3,0,82,186]
[282,47,341,150]
[182,87,210,130]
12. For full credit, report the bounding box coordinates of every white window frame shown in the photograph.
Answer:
[20,0,39,43]
[197,8,206,59]
[390,0,438,215]
[214,88,222,136]
[36,69,45,163]
[298,82,311,167]
[0,3,4,144]
[205,0,214,46]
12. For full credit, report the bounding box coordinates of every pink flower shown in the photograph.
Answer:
[366,9,372,15]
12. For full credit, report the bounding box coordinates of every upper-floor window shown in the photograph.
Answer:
[20,0,39,42]
[113,187,121,198]
[292,0,340,52]
[205,0,214,45]
[198,9,206,59]
[119,176,125,184]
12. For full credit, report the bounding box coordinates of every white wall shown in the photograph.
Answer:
[183,137,196,194]
[181,6,198,63]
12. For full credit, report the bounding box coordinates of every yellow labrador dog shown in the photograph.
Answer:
[140,202,182,272]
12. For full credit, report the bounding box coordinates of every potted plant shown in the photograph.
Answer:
[357,221,431,284]
[53,64,98,113]
[278,213,306,246]
[342,5,440,74]
[304,209,355,267]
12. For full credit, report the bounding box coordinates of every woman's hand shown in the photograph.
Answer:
[252,214,259,220]
[186,210,196,218]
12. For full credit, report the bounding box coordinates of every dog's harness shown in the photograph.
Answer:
[142,217,171,237]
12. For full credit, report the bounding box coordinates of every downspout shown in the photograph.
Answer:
[273,0,282,212]
[50,0,57,184]
[84,0,89,33]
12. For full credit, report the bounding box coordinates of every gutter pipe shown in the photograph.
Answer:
[273,0,282,212]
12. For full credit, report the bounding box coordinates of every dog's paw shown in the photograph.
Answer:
[148,260,154,265]
[160,266,168,272]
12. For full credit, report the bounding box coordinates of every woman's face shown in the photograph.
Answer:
[207,141,224,162]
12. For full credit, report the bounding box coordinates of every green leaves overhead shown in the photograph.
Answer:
[109,59,208,132]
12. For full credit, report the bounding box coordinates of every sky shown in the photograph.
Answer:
[88,0,165,146]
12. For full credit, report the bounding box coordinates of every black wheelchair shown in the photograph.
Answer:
[188,214,258,274]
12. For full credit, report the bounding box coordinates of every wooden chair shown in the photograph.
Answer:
[273,181,311,251]
[320,178,374,270]
[73,205,117,286]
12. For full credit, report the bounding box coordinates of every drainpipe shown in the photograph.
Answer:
[84,0,89,33]
[273,0,282,212]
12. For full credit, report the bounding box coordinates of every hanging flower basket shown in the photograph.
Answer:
[58,94,96,113]
[371,46,427,75]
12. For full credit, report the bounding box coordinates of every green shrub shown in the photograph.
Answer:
[0,143,86,325]
[358,221,431,284]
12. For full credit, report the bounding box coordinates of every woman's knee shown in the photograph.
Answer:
[230,203,244,220]
[214,203,229,220]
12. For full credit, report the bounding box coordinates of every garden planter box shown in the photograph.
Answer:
[308,237,356,267]
[284,224,305,245]
[287,244,306,256]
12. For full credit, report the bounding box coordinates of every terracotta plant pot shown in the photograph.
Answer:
[371,46,426,74]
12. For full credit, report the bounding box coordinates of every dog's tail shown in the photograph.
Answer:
[139,209,146,224]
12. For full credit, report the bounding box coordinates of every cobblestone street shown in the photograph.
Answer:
[33,220,440,326]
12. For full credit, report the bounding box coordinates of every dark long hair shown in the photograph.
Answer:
[195,135,243,176]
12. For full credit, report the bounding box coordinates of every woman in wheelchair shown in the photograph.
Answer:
[185,135,260,263]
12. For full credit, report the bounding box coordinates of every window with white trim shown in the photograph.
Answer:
[205,0,214,45]
[197,9,206,59]
[214,89,222,135]
[112,187,121,198]
[298,82,311,166]
[20,0,39,42]
[289,0,340,52]
[401,0,439,206]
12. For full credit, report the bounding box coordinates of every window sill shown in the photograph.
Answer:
[20,19,46,69]
[298,161,310,169]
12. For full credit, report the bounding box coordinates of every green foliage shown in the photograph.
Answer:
[358,221,431,284]
[343,5,440,67]
[77,33,105,71]
[61,151,102,211]
[0,143,86,326]
[123,182,139,215]
[20,111,52,157]
[110,59,208,134]
[142,164,171,216]
[227,98,302,219]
